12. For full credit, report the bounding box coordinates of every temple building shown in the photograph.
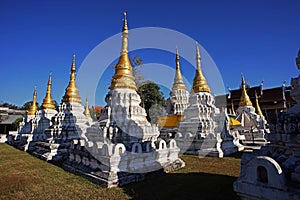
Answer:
[62,12,184,187]
[175,43,241,157]
[234,50,300,200]
[225,80,296,124]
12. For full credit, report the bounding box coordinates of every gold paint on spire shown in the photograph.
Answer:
[84,97,91,118]
[239,74,253,107]
[42,72,55,110]
[109,11,137,91]
[191,42,210,93]
[172,47,186,91]
[27,86,38,116]
[62,54,82,104]
[254,91,262,115]
[231,102,236,115]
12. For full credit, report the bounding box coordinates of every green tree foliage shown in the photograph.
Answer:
[137,81,166,123]
[90,108,100,121]
[0,102,19,109]
[12,117,23,130]
[131,55,144,87]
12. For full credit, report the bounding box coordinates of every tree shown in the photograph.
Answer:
[0,102,19,109]
[131,55,144,87]
[137,81,166,123]
[12,117,23,130]
[21,101,39,110]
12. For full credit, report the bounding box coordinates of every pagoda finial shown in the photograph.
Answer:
[84,97,91,118]
[122,11,128,31]
[42,72,55,110]
[191,42,210,93]
[109,11,137,91]
[72,53,76,71]
[27,86,38,116]
[239,74,253,107]
[62,54,82,104]
[172,47,186,91]
[254,91,263,115]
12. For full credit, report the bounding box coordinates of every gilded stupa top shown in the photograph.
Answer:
[27,86,38,116]
[239,74,253,107]
[254,91,263,115]
[41,72,55,110]
[172,47,187,91]
[62,54,82,104]
[84,97,91,118]
[191,42,210,93]
[109,11,137,91]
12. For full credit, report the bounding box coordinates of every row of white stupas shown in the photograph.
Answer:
[9,12,269,187]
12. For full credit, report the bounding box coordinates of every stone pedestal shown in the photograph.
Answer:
[31,102,92,161]
[235,106,269,150]
[63,88,185,187]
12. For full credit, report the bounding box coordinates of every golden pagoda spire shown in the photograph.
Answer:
[41,72,55,110]
[231,102,236,115]
[27,86,38,116]
[62,54,82,104]
[84,97,91,118]
[109,11,137,91]
[172,47,186,91]
[191,42,210,93]
[239,74,253,107]
[254,91,263,115]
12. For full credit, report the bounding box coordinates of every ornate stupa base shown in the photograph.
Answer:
[176,92,240,158]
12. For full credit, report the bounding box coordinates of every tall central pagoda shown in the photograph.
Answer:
[64,12,184,187]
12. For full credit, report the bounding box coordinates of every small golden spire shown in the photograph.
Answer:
[231,102,236,115]
[172,47,186,91]
[62,54,82,104]
[27,86,38,116]
[42,72,55,110]
[191,42,210,93]
[239,74,253,107]
[109,11,137,91]
[84,97,91,118]
[254,91,262,115]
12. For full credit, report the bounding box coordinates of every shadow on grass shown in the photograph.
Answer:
[228,151,244,159]
[123,172,238,200]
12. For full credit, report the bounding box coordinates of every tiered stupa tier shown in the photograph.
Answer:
[175,43,240,157]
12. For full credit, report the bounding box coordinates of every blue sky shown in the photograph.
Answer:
[0,0,299,106]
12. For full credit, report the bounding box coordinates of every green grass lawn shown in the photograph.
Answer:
[0,143,241,200]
